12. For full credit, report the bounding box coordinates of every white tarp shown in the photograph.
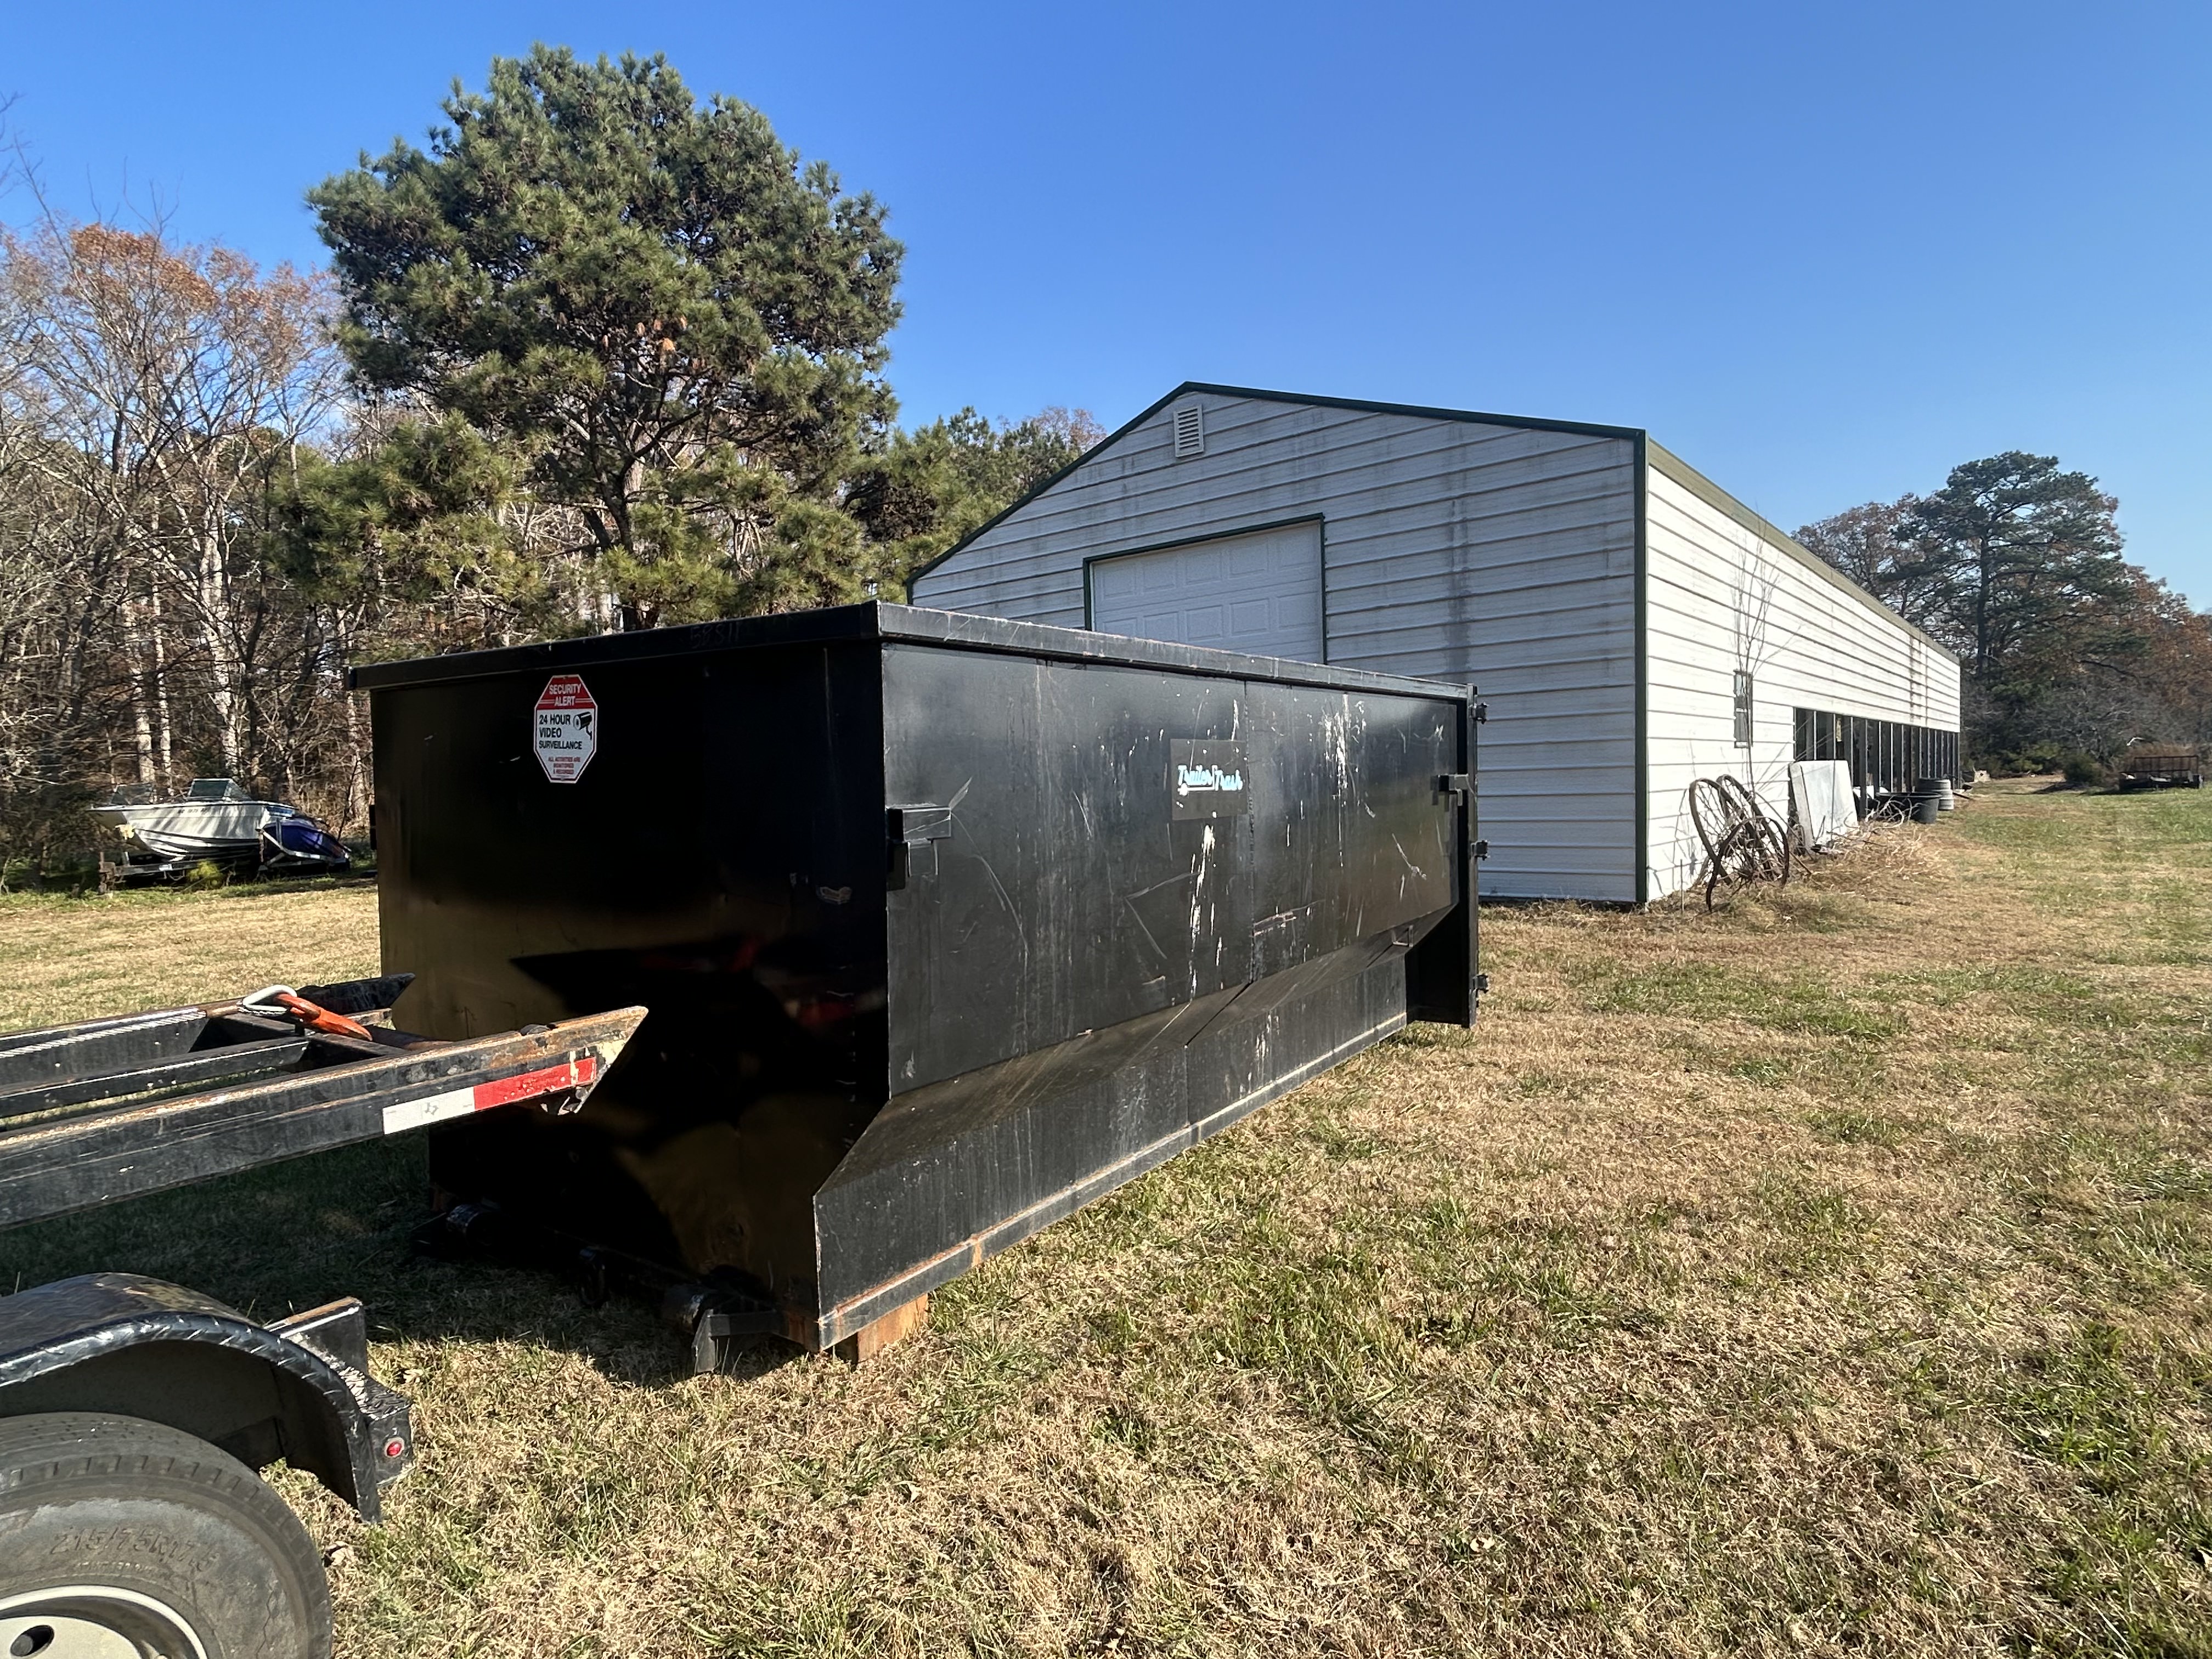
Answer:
[1790,760,1857,852]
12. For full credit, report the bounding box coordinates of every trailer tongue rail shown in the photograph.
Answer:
[0,978,646,1228]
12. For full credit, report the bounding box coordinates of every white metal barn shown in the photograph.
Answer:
[910,385,1962,904]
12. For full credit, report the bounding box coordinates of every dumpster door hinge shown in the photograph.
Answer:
[1471,701,1489,724]
[1474,839,1490,860]
[887,805,954,889]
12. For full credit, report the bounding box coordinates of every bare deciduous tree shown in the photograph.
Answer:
[0,192,359,876]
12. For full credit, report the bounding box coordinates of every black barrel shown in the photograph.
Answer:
[1916,776,1956,812]
[353,603,1481,1348]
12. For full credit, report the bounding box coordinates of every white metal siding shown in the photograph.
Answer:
[915,394,1641,902]
[1088,520,1323,660]
[1641,466,1963,900]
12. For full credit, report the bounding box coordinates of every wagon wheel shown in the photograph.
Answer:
[1746,780,1791,886]
[1711,777,1766,879]
[1715,776,1789,883]
[1688,778,1733,907]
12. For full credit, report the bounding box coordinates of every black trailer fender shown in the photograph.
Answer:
[0,1272,413,1521]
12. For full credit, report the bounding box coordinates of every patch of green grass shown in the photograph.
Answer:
[1728,1055,1793,1087]
[1587,962,1905,1040]
[1384,1023,1470,1052]
[1871,964,2101,1007]
[1513,1068,1591,1098]
[1806,1106,1910,1147]
[1188,1220,1444,1485]
[1745,1175,1874,1278]
[1302,1115,1383,1161]
[902,1328,1054,1458]
[2010,1128,2212,1308]
[1983,1322,2212,1655]
[1093,1404,1158,1457]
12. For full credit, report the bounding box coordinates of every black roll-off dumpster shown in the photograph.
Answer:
[353,603,1481,1351]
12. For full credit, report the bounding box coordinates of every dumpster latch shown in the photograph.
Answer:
[1435,772,1470,800]
[887,805,954,889]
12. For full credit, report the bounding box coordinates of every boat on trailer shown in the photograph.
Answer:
[95,778,352,881]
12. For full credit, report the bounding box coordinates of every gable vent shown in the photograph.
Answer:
[1172,403,1205,459]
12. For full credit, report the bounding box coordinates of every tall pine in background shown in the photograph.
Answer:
[1801,454,2212,768]
[308,46,904,629]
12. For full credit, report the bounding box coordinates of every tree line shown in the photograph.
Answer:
[1797,455,2212,776]
[0,49,1098,878]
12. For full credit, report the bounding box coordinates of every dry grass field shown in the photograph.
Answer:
[2,778,2209,1658]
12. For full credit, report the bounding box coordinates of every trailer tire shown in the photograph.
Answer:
[0,1412,331,1659]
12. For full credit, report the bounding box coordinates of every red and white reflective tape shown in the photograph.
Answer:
[380,1054,599,1136]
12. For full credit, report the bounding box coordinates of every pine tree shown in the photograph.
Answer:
[309,47,904,628]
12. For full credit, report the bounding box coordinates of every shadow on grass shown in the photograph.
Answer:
[0,1136,734,1389]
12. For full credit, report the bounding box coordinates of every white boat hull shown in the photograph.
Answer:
[94,801,274,863]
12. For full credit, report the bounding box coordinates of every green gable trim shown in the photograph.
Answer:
[1644,442,1959,667]
[907,381,1642,589]
[1169,382,1644,444]
[1633,434,1650,908]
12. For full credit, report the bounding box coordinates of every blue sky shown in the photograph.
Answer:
[6,1,2207,600]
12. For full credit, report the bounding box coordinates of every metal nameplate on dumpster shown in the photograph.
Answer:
[1169,740,1250,821]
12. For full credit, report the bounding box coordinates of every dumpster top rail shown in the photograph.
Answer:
[349,599,1475,702]
[0,976,644,1229]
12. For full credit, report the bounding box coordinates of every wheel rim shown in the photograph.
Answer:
[0,1585,208,1659]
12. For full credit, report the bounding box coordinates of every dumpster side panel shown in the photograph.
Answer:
[877,644,1457,1093]
[810,645,1462,1333]
[811,952,1412,1339]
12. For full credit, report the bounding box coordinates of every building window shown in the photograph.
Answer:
[1733,670,1753,748]
[1793,706,1959,799]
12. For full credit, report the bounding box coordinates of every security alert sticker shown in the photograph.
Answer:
[534,675,598,783]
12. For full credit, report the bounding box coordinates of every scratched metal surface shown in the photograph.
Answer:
[369,602,1477,1346]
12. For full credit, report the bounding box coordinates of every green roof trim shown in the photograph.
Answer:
[1644,441,1959,665]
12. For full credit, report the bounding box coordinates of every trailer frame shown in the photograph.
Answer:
[0,978,643,1522]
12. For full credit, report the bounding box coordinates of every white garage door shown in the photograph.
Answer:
[1087,520,1325,662]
